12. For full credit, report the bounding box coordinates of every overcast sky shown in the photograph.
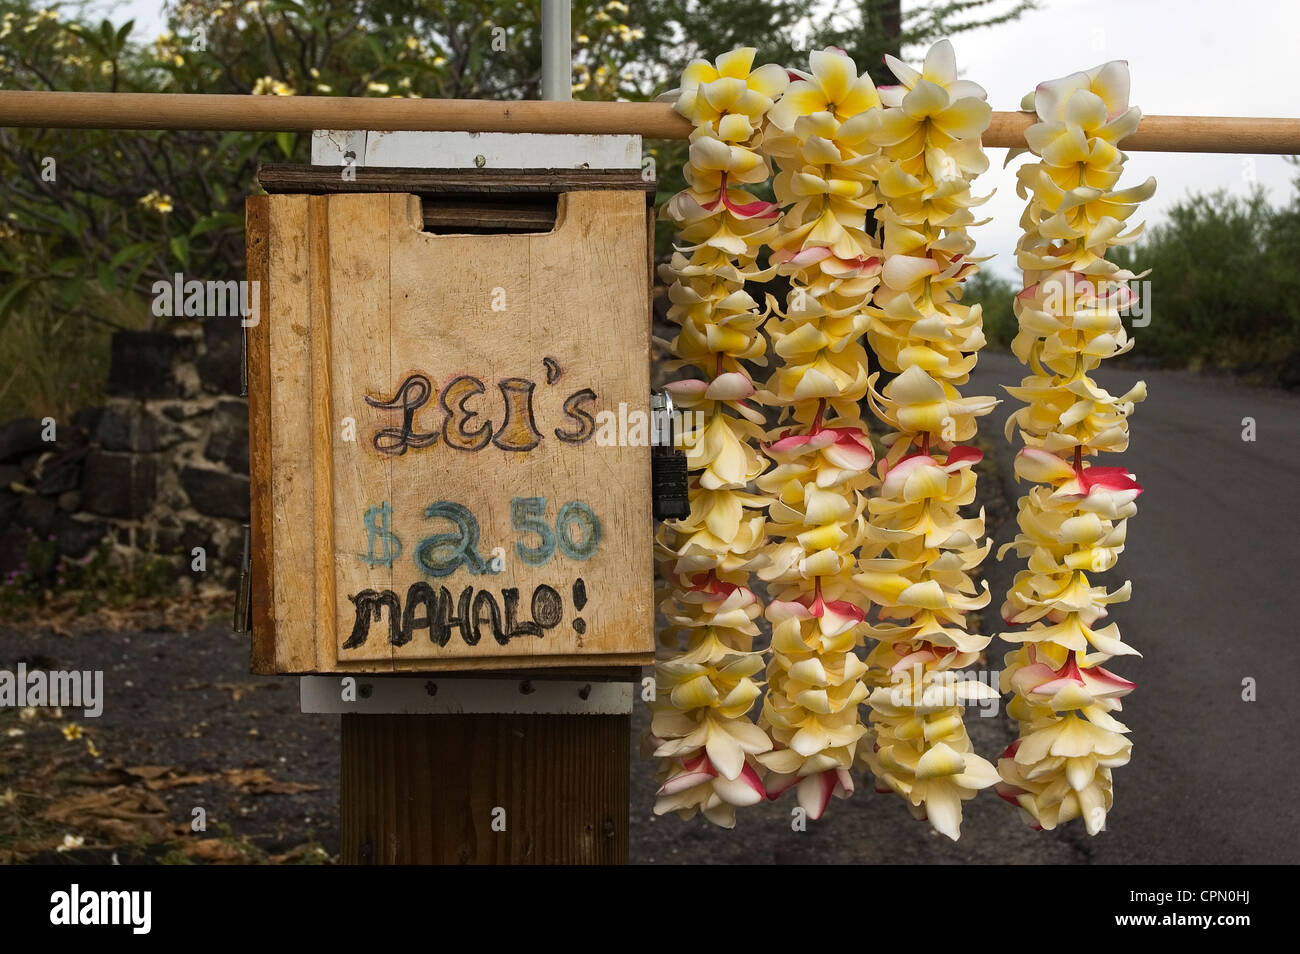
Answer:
[108,0,1298,280]
[950,0,1300,278]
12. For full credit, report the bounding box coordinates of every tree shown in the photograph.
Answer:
[0,0,646,414]
[623,0,1037,88]
[0,0,1038,415]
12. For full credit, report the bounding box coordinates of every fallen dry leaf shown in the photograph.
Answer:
[223,768,274,787]
[43,785,170,843]
[123,765,171,780]
[143,773,217,791]
[270,843,332,864]
[184,839,245,863]
[222,768,320,795]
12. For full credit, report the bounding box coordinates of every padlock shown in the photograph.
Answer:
[650,391,690,521]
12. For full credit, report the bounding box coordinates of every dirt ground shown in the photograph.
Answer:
[0,435,1046,865]
[0,612,339,864]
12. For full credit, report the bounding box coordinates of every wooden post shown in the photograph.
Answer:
[340,711,629,864]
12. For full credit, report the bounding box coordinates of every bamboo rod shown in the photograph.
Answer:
[0,91,1298,153]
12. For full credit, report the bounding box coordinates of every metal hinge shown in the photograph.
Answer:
[233,522,252,633]
[240,323,249,398]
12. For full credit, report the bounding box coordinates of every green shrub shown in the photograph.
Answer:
[963,268,1017,350]
[1111,180,1300,372]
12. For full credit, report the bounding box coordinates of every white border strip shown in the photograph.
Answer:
[311,129,640,169]
[301,676,633,715]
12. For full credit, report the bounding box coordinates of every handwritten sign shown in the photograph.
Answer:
[248,190,654,672]
[345,495,598,649]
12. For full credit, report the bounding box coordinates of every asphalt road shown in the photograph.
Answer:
[973,350,1300,865]
[630,352,1300,864]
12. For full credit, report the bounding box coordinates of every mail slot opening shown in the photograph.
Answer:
[420,194,559,234]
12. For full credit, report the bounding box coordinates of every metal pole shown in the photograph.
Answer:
[541,0,572,102]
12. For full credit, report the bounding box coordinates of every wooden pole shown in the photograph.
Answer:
[340,712,629,864]
[1,90,1299,153]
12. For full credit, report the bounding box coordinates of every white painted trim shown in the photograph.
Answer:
[310,128,368,166]
[311,130,640,170]
[301,676,633,715]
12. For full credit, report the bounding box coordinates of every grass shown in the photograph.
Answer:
[0,535,178,617]
[0,285,154,421]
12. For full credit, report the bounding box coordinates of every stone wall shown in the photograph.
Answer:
[0,318,249,591]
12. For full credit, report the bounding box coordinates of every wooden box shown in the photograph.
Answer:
[246,177,653,673]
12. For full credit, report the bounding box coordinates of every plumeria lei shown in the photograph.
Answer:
[753,49,883,820]
[649,49,787,828]
[852,40,1001,841]
[995,61,1154,835]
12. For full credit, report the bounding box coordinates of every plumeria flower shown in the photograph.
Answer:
[766,426,876,486]
[879,39,987,105]
[667,48,789,134]
[768,48,882,129]
[656,753,767,822]
[764,51,883,290]
[995,734,1124,835]
[864,685,1001,840]
[867,365,997,443]
[867,39,991,223]
[56,834,86,852]
[1004,371,1146,454]
[1028,61,1141,149]
[685,411,767,490]
[765,763,857,821]
[661,512,769,578]
[1008,647,1135,709]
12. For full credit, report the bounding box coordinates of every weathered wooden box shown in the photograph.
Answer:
[246,173,653,673]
